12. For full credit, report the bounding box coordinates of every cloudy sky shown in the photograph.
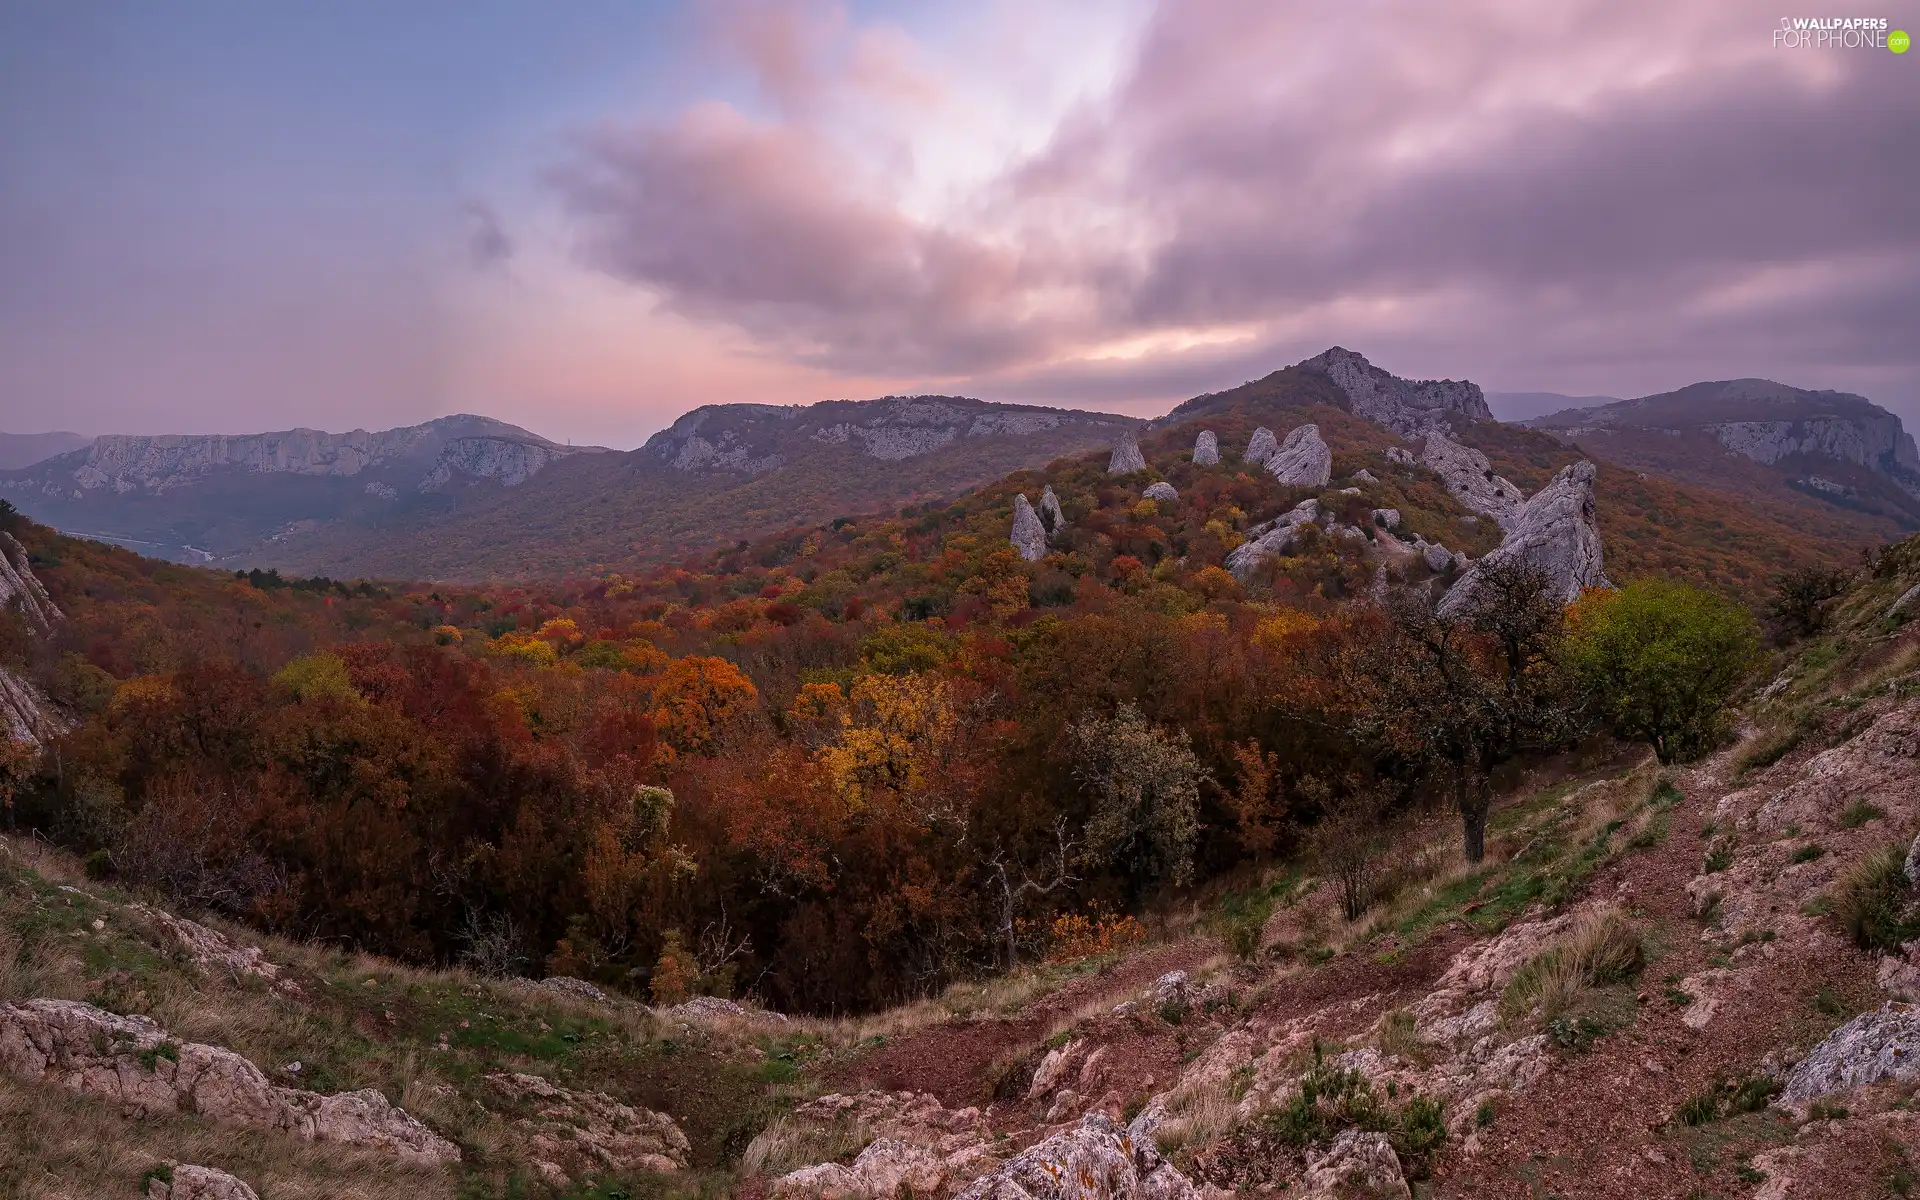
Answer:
[1,1,1913,446]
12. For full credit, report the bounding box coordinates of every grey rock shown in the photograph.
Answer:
[1419,430,1524,530]
[0,533,61,634]
[1371,508,1401,529]
[1441,461,1609,615]
[1245,427,1279,466]
[1226,499,1322,580]
[1780,1003,1920,1104]
[1039,485,1066,532]
[951,1112,1212,1200]
[485,1071,691,1178]
[1906,832,1920,889]
[1108,433,1147,475]
[1892,583,1920,620]
[1192,431,1220,466]
[1299,346,1492,437]
[147,1165,260,1200]
[1386,447,1416,466]
[1298,1129,1411,1200]
[0,667,64,748]
[1142,482,1178,503]
[418,437,584,492]
[1266,425,1333,488]
[1422,543,1455,573]
[540,976,609,1003]
[1353,468,1378,482]
[1010,495,1048,562]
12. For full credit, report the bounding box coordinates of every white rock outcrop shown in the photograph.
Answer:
[1299,347,1493,437]
[1143,482,1178,503]
[1418,431,1524,531]
[1108,434,1148,475]
[1781,1003,1920,1105]
[1266,425,1333,488]
[128,905,284,985]
[146,1165,260,1200]
[486,1071,690,1179]
[0,532,61,633]
[1440,461,1608,615]
[1245,428,1280,467]
[1039,485,1066,532]
[1226,500,1322,580]
[0,999,459,1165]
[418,437,584,492]
[951,1113,1216,1199]
[1298,1129,1411,1200]
[1192,431,1220,466]
[1011,495,1049,562]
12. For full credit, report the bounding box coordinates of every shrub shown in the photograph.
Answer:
[1565,580,1760,763]
[1704,841,1735,874]
[1837,800,1886,829]
[1500,907,1643,1025]
[1832,843,1917,954]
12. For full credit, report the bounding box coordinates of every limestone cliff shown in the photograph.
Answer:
[1299,347,1493,437]
[1440,461,1608,614]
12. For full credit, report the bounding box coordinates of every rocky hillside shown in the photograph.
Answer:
[1527,379,1920,535]
[250,395,1136,581]
[0,416,601,566]
[9,543,1920,1198]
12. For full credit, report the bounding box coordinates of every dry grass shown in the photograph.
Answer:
[738,1115,873,1178]
[1498,906,1644,1027]
[0,1075,453,1200]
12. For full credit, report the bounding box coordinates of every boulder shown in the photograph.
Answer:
[774,1138,948,1199]
[486,1072,690,1178]
[0,999,459,1165]
[1192,431,1220,465]
[1266,425,1333,488]
[1385,447,1415,466]
[1245,427,1279,466]
[951,1113,1214,1199]
[1298,1129,1411,1199]
[1893,582,1920,620]
[1040,485,1067,532]
[1143,482,1178,503]
[1148,971,1195,1009]
[1421,543,1456,574]
[1418,430,1524,531]
[1011,494,1048,562]
[1225,499,1322,580]
[1370,508,1400,530]
[1440,461,1608,616]
[1353,468,1378,482]
[1108,434,1147,475]
[540,976,609,1003]
[146,1165,260,1200]
[1780,1002,1920,1104]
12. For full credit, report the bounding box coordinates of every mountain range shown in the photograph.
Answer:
[2,353,1911,581]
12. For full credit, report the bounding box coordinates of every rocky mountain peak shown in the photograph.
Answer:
[1440,460,1608,615]
[1299,346,1493,436]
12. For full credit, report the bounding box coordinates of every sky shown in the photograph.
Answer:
[0,1,1914,448]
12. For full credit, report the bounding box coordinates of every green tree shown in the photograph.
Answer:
[1565,579,1759,763]
[1069,703,1210,888]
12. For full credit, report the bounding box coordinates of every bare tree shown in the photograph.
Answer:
[983,817,1079,970]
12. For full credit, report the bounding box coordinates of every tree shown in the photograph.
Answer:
[1069,703,1210,888]
[649,655,758,759]
[1767,565,1853,640]
[1565,579,1759,764]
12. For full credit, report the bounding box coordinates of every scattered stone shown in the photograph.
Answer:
[1010,494,1048,562]
[1386,447,1416,466]
[1245,427,1279,466]
[950,1112,1217,1199]
[145,1164,259,1200]
[1419,430,1524,530]
[1192,431,1220,466]
[1143,481,1179,503]
[486,1072,690,1179]
[0,999,459,1165]
[1039,485,1066,532]
[1148,971,1195,1009]
[540,976,609,1003]
[660,995,784,1022]
[1108,433,1147,475]
[1441,461,1609,616]
[1781,1002,1920,1104]
[1298,1129,1411,1200]
[1353,468,1378,482]
[128,905,283,985]
[1266,425,1333,488]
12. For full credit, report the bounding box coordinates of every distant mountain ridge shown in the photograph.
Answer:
[0,432,91,471]
[1524,379,1920,530]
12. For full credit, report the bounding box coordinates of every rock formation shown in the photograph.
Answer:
[1143,481,1178,503]
[1039,485,1066,533]
[0,999,459,1165]
[1226,500,1322,580]
[1265,425,1333,488]
[950,1112,1219,1200]
[1418,430,1525,531]
[1299,347,1494,437]
[1370,508,1401,530]
[1010,495,1048,562]
[486,1071,690,1182]
[0,532,61,633]
[0,530,66,747]
[1440,461,1608,615]
[1245,427,1279,467]
[418,437,584,492]
[146,1165,260,1200]
[1781,1003,1920,1105]
[1385,447,1415,466]
[1193,430,1220,465]
[768,1091,998,1199]
[1299,1130,1411,1200]
[128,905,285,986]
[1108,433,1148,475]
